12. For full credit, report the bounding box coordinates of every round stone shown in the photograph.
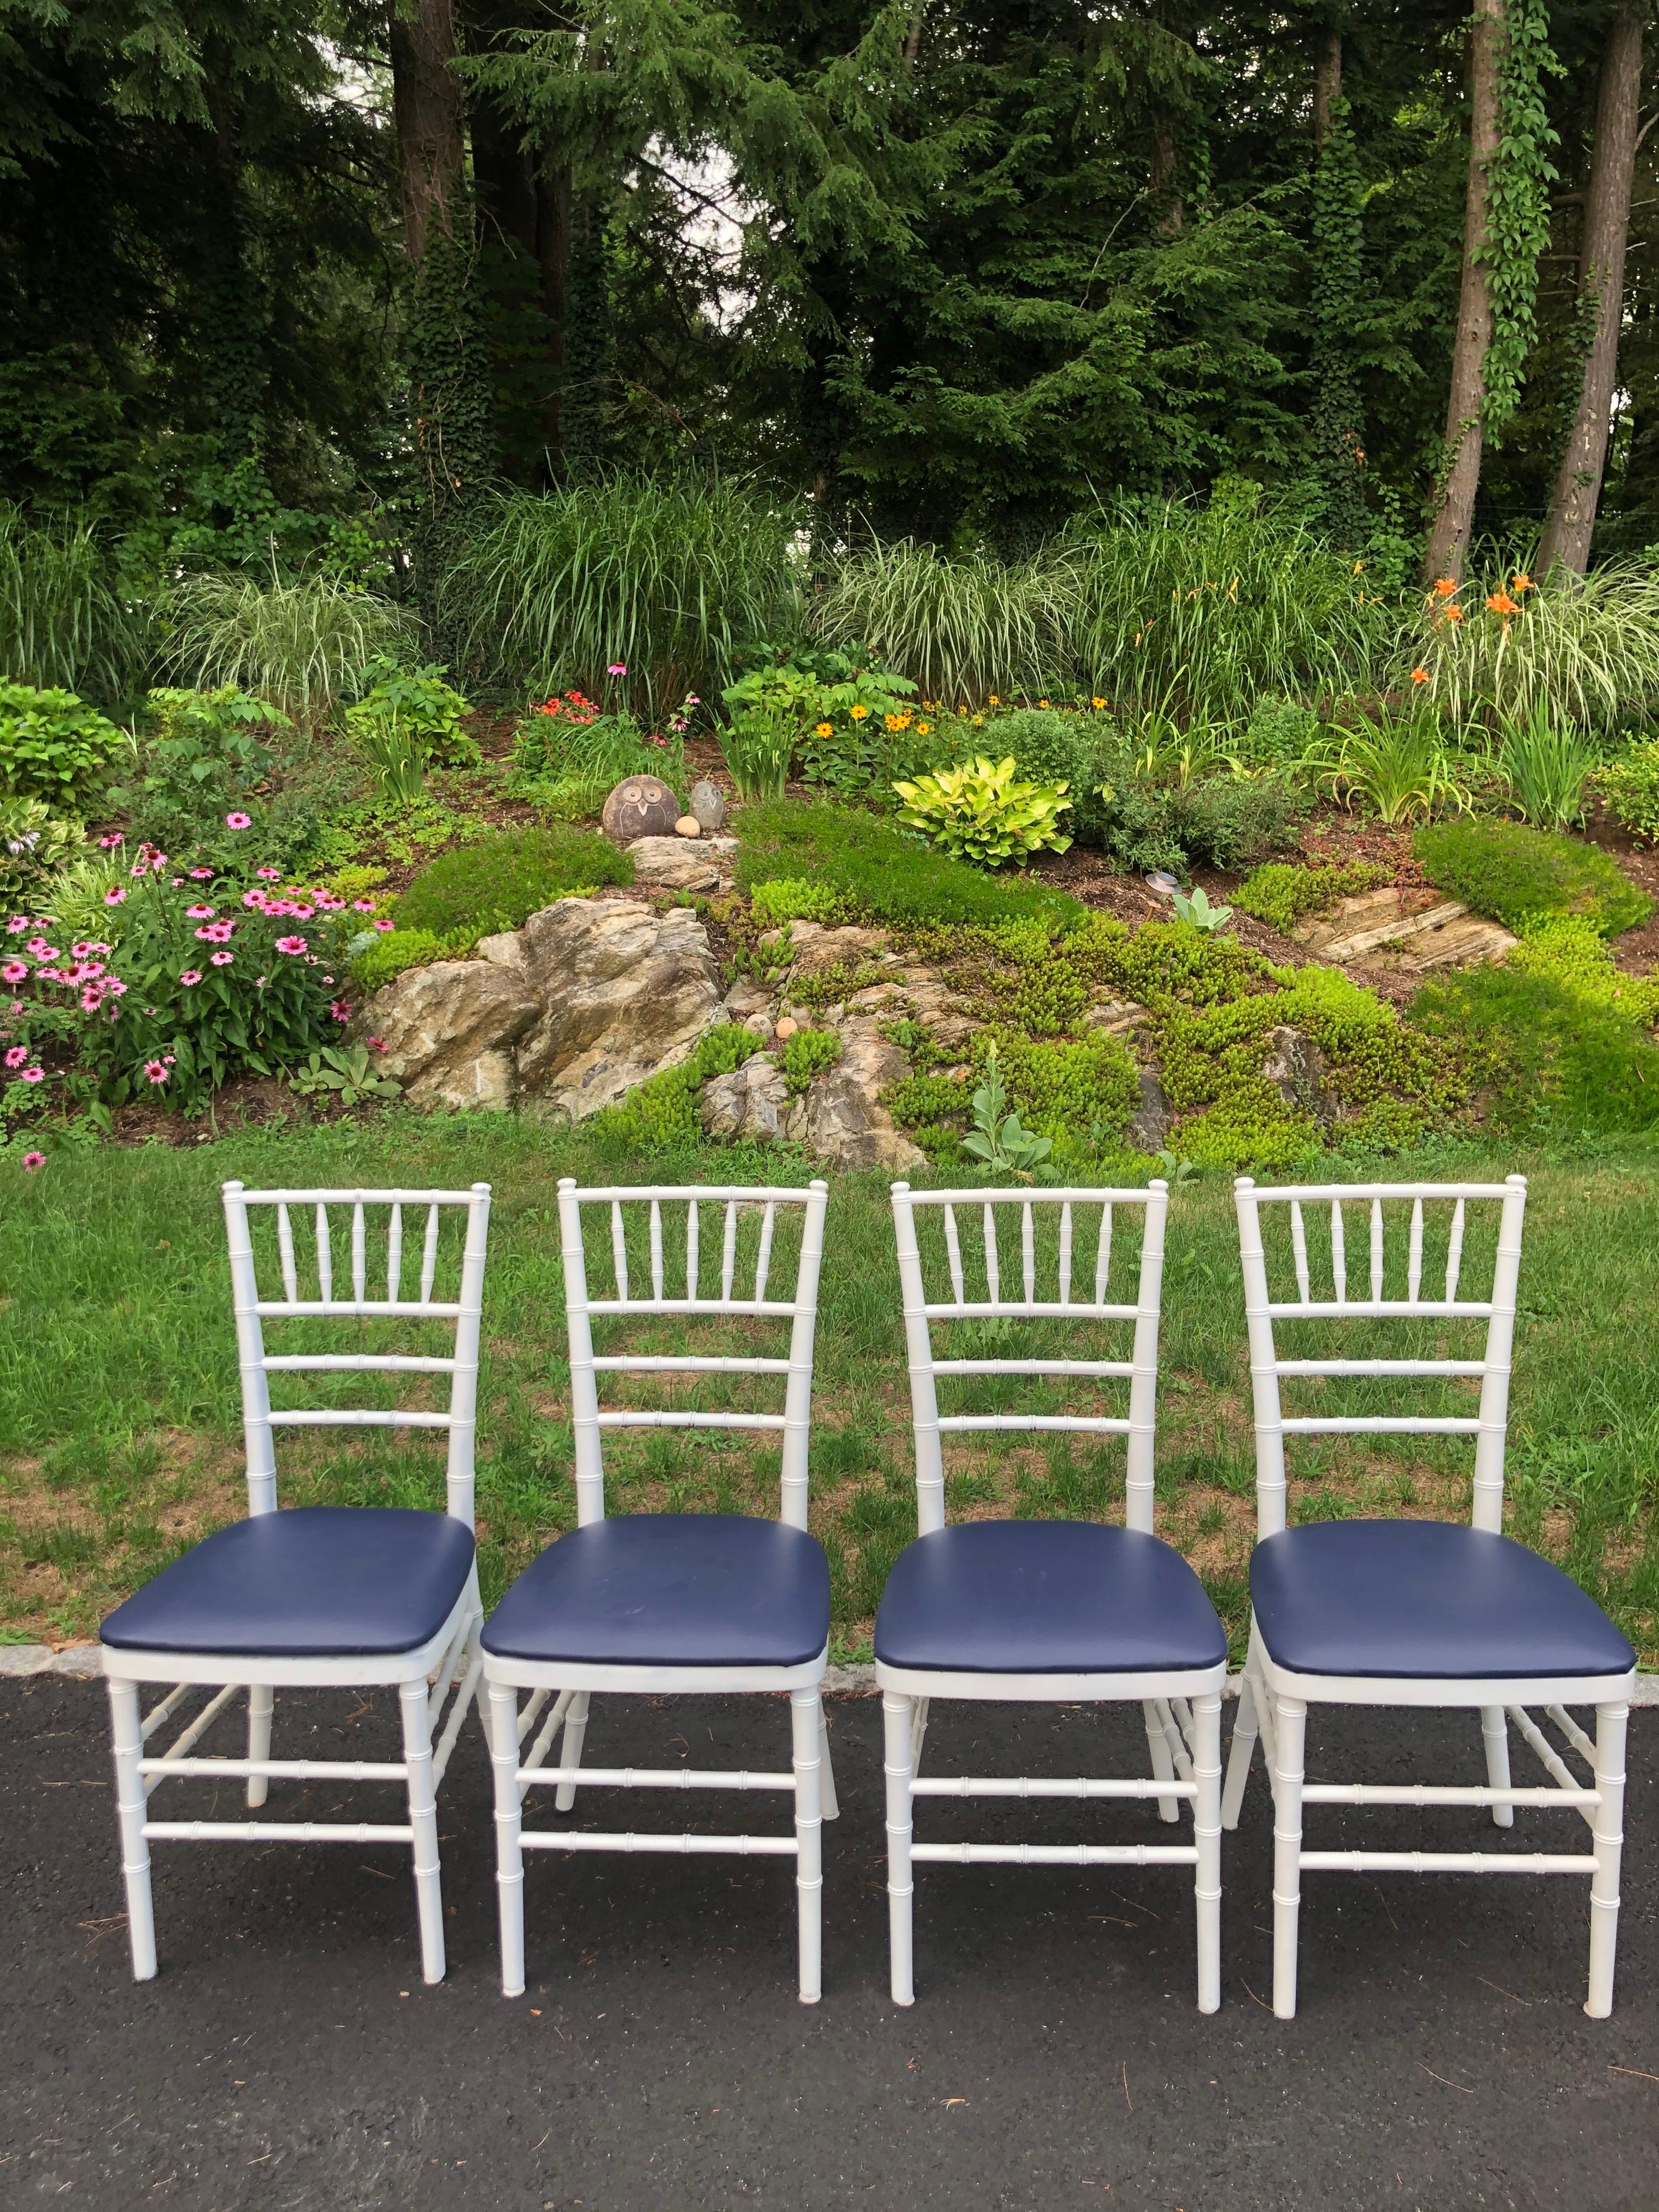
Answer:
[773,1015,799,1040]
[743,1012,775,1041]
[674,815,702,839]
[688,779,729,833]
[601,775,679,844]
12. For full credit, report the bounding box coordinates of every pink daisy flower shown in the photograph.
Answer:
[257,867,281,880]
[98,833,123,849]
[274,935,307,955]
[103,978,127,997]
[20,1066,43,1083]
[330,998,351,1021]
[373,918,394,933]
[189,867,214,880]
[225,811,252,830]
[22,1150,44,1171]
[6,917,29,933]
[353,899,377,912]
[1,962,25,985]
[179,969,203,987]
[4,1046,27,1068]
[211,950,233,967]
[144,1060,168,1083]
[105,887,127,905]
[186,905,214,919]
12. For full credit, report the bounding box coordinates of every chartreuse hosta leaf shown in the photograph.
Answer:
[892,754,1072,869]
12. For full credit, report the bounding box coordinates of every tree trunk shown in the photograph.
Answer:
[1537,0,1643,576]
[1423,0,1503,584]
[389,0,467,268]
[1312,25,1342,150]
[1152,126,1183,236]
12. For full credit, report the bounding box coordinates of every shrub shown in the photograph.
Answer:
[0,797,82,906]
[778,1025,840,1092]
[1412,918,1659,1134]
[893,755,1073,868]
[1087,760,1302,874]
[509,691,684,819]
[1415,819,1650,936]
[1233,860,1391,935]
[0,682,129,811]
[394,826,633,943]
[109,688,283,854]
[1601,740,1659,844]
[160,568,415,722]
[734,801,1084,931]
[2,846,357,1114]
[1241,696,1323,769]
[589,1024,764,1151]
[342,661,477,807]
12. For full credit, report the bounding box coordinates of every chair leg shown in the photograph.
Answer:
[1271,1693,1307,2021]
[399,1679,445,1985]
[488,1682,528,1999]
[1221,1657,1260,1832]
[883,1691,916,2006]
[1143,1699,1179,1823]
[791,1688,824,2004]
[1480,1705,1514,1830]
[1192,1691,1223,2014]
[817,1695,839,1822]
[107,1677,157,1983]
[1586,1700,1629,2020]
[555,1689,591,1812]
[246,1683,274,1809]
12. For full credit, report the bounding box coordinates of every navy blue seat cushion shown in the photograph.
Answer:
[873,1521,1227,1675]
[482,1515,831,1668]
[100,1507,476,1658]
[1251,1520,1635,1681]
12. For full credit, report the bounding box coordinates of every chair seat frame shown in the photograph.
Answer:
[1222,1175,1635,2021]
[879,1181,1225,2014]
[103,1182,492,1986]
[484,1180,837,2005]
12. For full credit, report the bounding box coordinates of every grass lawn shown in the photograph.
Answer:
[4,1116,1658,1666]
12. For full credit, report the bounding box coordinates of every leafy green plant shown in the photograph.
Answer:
[1600,740,1659,845]
[0,502,148,706]
[160,567,415,723]
[747,878,857,929]
[0,797,81,906]
[1083,739,1301,873]
[289,1041,403,1105]
[341,661,472,807]
[394,825,633,943]
[0,683,129,811]
[1415,819,1650,936]
[735,801,1084,931]
[961,1042,1053,1171]
[434,475,804,718]
[719,709,796,801]
[1172,885,1233,933]
[1233,859,1391,935]
[509,690,682,819]
[893,755,1072,868]
[108,687,282,851]
[722,653,920,797]
[1497,697,1599,830]
[351,927,462,994]
[1316,712,1462,825]
[778,1025,841,1093]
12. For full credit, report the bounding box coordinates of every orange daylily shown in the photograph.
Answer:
[1486,591,1520,618]
[1411,667,1430,684]
[1431,576,1458,599]
[1512,572,1534,593]
[1444,604,1464,623]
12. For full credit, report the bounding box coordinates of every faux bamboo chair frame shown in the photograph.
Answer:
[103,1182,493,1986]
[486,1179,837,2004]
[879,1182,1227,2013]
[1223,1175,1635,2020]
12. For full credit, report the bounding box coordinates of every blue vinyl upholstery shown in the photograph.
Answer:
[874,1521,1228,1675]
[100,1507,477,1658]
[1250,1520,1636,1681]
[481,1515,832,1669]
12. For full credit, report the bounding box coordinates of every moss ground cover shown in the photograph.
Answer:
[5,1120,1657,1666]
[1416,818,1652,937]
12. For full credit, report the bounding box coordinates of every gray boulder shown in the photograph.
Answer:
[702,1054,790,1142]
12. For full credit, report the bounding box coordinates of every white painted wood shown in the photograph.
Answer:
[485,1180,834,2000]
[98,1183,494,1984]
[1228,1173,1636,2018]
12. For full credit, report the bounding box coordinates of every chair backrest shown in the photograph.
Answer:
[1234,1175,1527,1540]
[890,1181,1170,1537]
[557,1178,831,1530]
[222,1181,492,1524]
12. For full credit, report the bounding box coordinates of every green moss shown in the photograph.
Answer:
[1233,859,1392,935]
[589,1024,764,1151]
[1415,820,1650,937]
[748,878,858,928]
[353,927,466,993]
[395,825,633,942]
[735,800,1084,931]
[1412,915,1659,1134]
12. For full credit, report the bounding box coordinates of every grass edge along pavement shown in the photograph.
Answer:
[4,1119,1658,1671]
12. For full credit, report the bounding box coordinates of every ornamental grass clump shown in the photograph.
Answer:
[893,754,1072,868]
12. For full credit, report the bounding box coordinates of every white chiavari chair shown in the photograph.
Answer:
[1223,1175,1636,2018]
[100,1181,492,1984]
[876,1180,1228,2011]
[483,1178,836,2002]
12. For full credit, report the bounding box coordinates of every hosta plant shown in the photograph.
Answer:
[0,796,81,906]
[893,755,1072,868]
[0,682,129,811]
